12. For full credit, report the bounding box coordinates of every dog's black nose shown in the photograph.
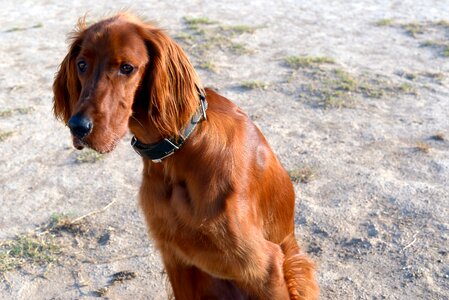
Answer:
[68,114,93,139]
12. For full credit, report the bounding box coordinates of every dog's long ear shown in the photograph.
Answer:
[53,26,85,124]
[139,26,203,137]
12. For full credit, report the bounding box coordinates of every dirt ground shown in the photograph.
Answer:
[0,0,448,299]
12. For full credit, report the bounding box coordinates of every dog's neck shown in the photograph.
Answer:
[128,110,162,145]
[128,91,207,163]
[129,89,207,144]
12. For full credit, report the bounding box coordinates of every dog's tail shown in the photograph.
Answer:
[280,234,319,300]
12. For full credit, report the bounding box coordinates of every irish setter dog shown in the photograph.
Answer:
[53,13,318,299]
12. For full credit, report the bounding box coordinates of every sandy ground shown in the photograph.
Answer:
[1,0,448,299]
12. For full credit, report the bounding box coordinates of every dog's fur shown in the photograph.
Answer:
[53,13,318,299]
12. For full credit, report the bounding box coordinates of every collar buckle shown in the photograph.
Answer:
[199,93,207,121]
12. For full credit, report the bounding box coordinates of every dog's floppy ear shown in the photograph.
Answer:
[53,25,85,124]
[139,26,203,137]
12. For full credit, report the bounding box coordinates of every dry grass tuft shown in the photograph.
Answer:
[198,61,217,72]
[0,130,15,142]
[415,142,430,153]
[285,59,389,109]
[436,20,449,28]
[1,200,117,277]
[220,24,258,35]
[402,23,425,38]
[177,16,258,61]
[397,82,417,95]
[333,69,357,92]
[319,69,379,109]
[46,213,89,236]
[0,234,61,274]
[375,18,395,27]
[110,271,137,284]
[93,287,109,297]
[240,81,269,90]
[5,23,43,33]
[288,167,316,183]
[285,56,335,69]
[183,17,216,26]
[422,72,445,80]
[0,107,34,118]
[431,133,445,141]
[75,149,104,163]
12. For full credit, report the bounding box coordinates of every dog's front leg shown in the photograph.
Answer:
[161,250,248,300]
[166,196,292,299]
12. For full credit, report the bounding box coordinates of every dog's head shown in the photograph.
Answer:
[53,13,201,153]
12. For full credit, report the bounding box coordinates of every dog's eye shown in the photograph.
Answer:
[120,63,134,75]
[77,60,88,73]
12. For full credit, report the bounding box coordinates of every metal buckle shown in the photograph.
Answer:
[200,98,207,121]
[164,138,180,150]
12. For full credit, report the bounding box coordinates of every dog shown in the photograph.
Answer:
[53,13,318,300]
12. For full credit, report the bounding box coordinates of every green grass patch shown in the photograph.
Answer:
[179,16,257,57]
[240,81,269,90]
[175,31,195,44]
[230,42,252,54]
[420,40,442,48]
[284,58,401,110]
[0,130,15,142]
[288,167,316,183]
[183,17,216,26]
[442,46,449,57]
[333,69,357,92]
[198,61,217,72]
[396,21,449,57]
[285,56,335,69]
[292,65,387,109]
[0,110,13,118]
[421,72,445,81]
[436,20,449,28]
[6,23,43,33]
[397,82,417,94]
[0,212,93,275]
[46,213,88,236]
[317,69,363,108]
[322,91,354,109]
[359,83,384,98]
[0,107,34,118]
[375,18,395,26]
[16,107,34,114]
[0,235,61,274]
[421,40,449,58]
[402,22,425,38]
[75,148,104,163]
[220,24,257,35]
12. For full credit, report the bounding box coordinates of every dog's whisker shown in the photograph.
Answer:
[131,115,145,130]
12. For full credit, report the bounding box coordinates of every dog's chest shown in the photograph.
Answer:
[142,179,199,236]
[141,178,226,260]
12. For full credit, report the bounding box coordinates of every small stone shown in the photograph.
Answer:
[97,232,111,245]
[367,224,379,237]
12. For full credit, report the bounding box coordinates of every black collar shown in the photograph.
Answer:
[131,93,207,163]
